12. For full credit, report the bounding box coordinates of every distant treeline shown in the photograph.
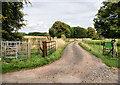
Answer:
[19,32,49,36]
[49,21,98,39]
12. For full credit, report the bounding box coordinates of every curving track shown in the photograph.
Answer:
[2,41,119,83]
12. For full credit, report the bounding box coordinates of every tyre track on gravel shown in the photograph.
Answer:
[2,41,119,83]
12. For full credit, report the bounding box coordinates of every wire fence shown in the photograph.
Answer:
[82,39,120,58]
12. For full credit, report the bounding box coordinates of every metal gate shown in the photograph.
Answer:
[42,41,56,57]
[2,41,28,60]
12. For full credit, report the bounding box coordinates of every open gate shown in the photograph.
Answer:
[103,40,116,57]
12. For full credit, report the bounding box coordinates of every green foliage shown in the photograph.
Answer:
[61,34,66,40]
[54,37,57,39]
[11,59,20,64]
[2,2,27,40]
[94,1,120,38]
[27,32,49,36]
[49,28,55,37]
[98,35,105,40]
[49,21,71,38]
[69,26,87,38]
[92,33,99,40]
[19,32,27,36]
[49,21,89,38]
[87,27,96,38]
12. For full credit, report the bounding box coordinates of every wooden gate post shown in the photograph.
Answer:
[28,39,31,59]
[113,42,117,57]
[43,41,47,58]
[103,42,105,55]
[37,40,40,54]
[117,44,119,58]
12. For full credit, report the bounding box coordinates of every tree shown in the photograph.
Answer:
[49,21,71,38]
[1,1,30,40]
[27,32,48,36]
[69,27,74,38]
[70,26,87,38]
[61,34,66,40]
[93,1,120,38]
[87,27,96,38]
[19,32,27,36]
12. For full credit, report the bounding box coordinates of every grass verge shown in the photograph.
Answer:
[78,42,120,68]
[2,41,73,74]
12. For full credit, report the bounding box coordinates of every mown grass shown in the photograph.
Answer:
[78,42,120,68]
[2,41,73,74]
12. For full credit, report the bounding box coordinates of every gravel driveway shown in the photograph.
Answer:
[2,41,119,83]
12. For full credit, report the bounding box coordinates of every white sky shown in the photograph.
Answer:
[19,0,104,33]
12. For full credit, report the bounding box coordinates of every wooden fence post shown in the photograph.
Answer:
[28,39,31,59]
[1,41,2,62]
[55,41,56,51]
[37,40,40,54]
[94,41,95,48]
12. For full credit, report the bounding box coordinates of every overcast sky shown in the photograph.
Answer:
[19,0,104,33]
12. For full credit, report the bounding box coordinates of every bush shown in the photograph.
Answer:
[54,37,57,39]
[45,57,51,62]
[49,55,55,62]
[11,59,20,64]
[61,34,66,41]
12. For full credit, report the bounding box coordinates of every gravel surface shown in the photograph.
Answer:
[2,41,119,83]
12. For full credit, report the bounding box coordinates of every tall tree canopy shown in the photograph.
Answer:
[49,21,71,38]
[87,27,96,38]
[1,1,30,40]
[69,26,87,38]
[93,1,120,38]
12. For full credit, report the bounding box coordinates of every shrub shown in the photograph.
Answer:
[45,57,51,62]
[54,37,57,39]
[49,55,55,62]
[11,59,20,64]
[61,34,66,41]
